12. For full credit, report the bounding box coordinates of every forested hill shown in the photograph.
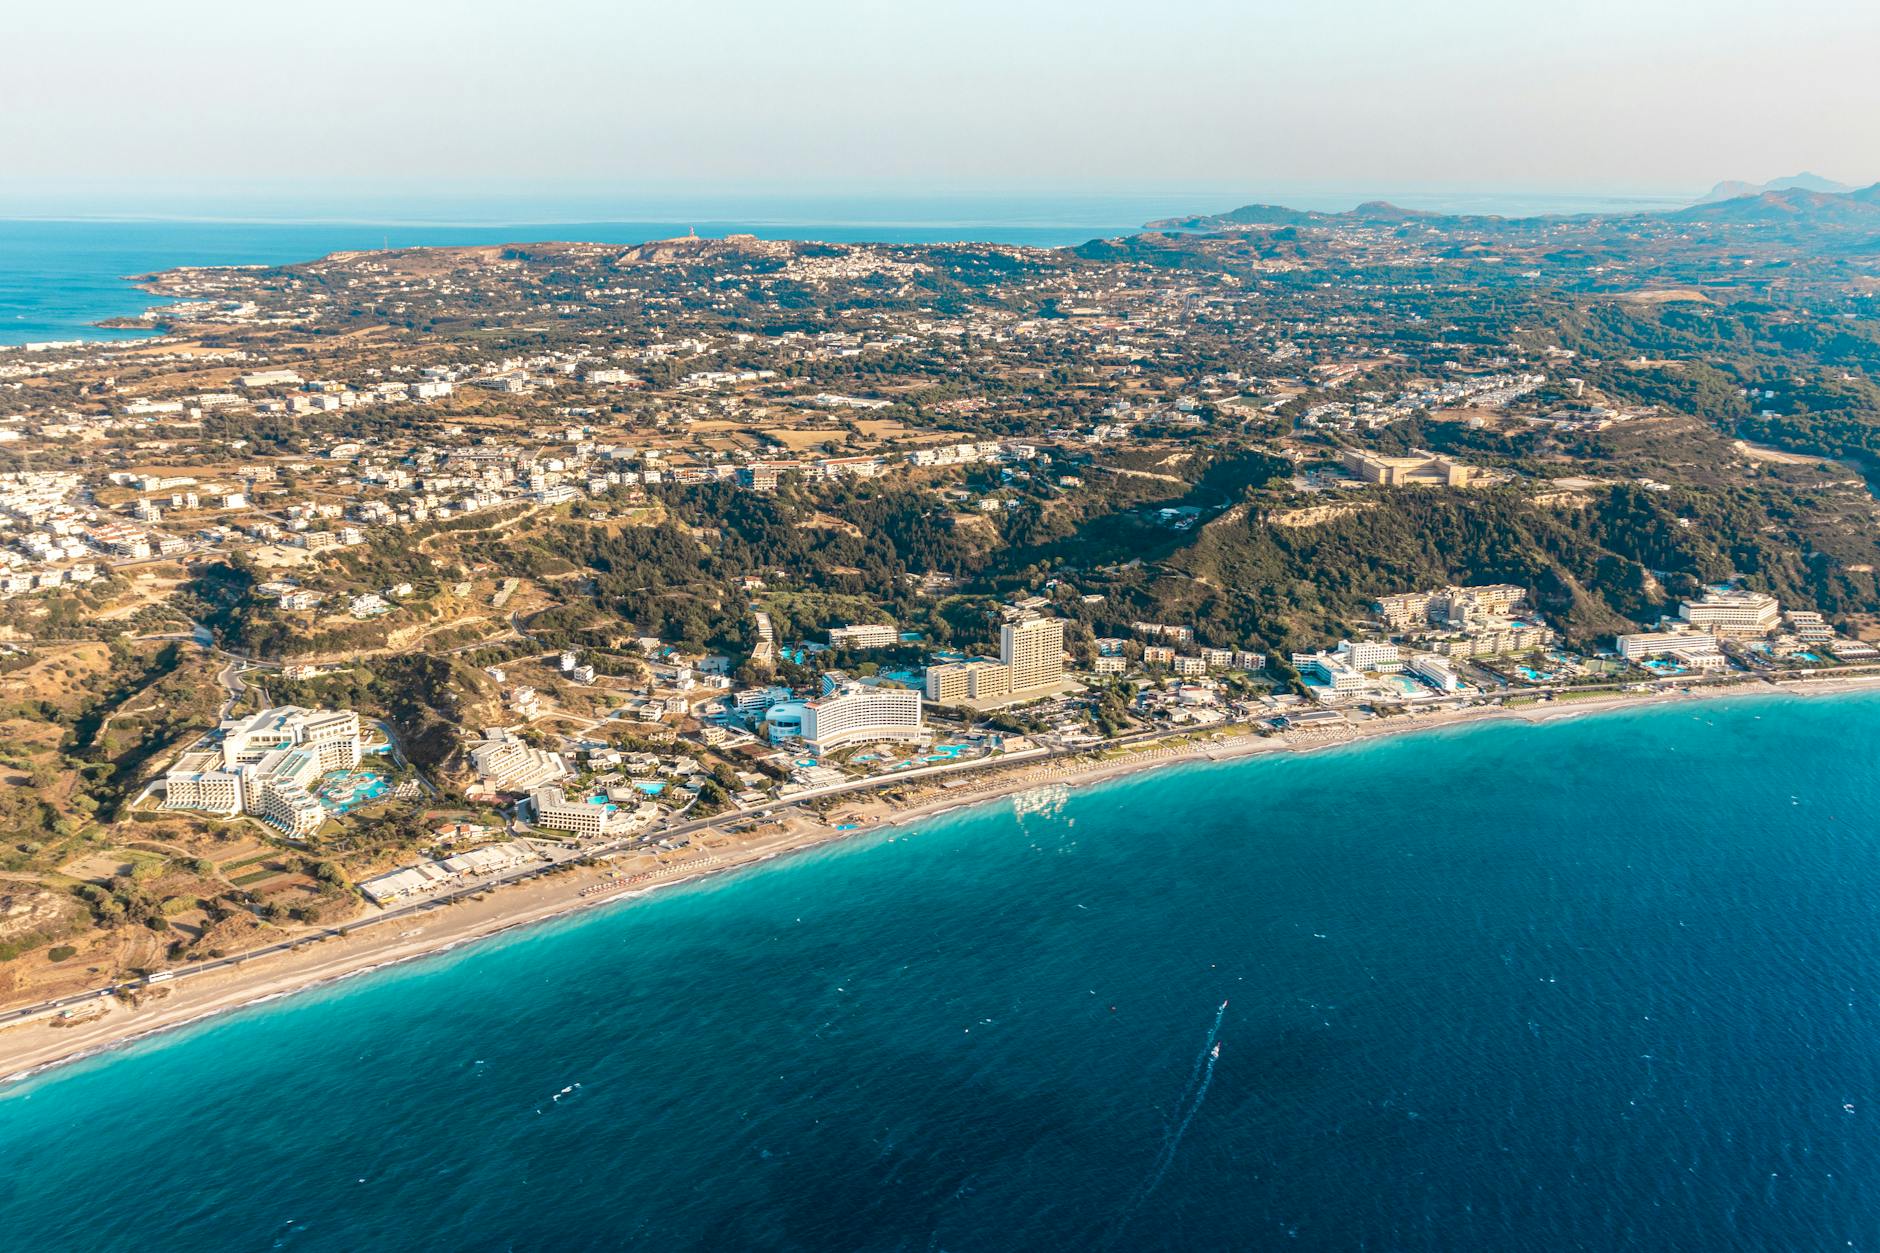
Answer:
[1142,478,1877,656]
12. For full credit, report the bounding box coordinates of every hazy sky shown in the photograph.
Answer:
[7,0,1877,205]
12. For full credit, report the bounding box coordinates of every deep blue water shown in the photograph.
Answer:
[4,692,1880,1251]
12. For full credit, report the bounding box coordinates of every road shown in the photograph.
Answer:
[7,662,1872,1029]
[0,725,1139,1026]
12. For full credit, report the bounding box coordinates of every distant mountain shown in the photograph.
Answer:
[1151,179,1880,237]
[1697,173,1854,203]
[1143,203,1327,230]
[1145,200,1456,232]
[1674,184,1880,226]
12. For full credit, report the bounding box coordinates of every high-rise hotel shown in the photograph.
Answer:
[927,616,1065,706]
[1000,616,1065,691]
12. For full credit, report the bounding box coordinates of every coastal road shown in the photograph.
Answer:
[8,664,1873,1031]
[0,728,1143,1028]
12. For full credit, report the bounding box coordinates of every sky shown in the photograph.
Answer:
[5,0,1878,216]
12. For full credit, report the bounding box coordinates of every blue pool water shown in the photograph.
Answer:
[314,770,388,814]
[6,694,1880,1251]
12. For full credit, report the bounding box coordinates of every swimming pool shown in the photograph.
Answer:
[634,781,666,796]
[316,770,389,814]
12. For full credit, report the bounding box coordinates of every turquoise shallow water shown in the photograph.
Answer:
[4,692,1880,1251]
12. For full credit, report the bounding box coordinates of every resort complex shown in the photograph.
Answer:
[925,616,1068,708]
[161,705,365,836]
[772,674,926,755]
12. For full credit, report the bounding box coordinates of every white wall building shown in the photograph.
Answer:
[161,705,363,835]
[828,623,899,649]
[1679,590,1780,635]
[800,680,925,754]
[1000,616,1065,692]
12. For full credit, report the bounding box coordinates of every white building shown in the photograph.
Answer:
[529,786,652,839]
[1407,654,1463,692]
[161,705,362,835]
[828,623,898,649]
[925,658,1012,704]
[469,733,569,792]
[1291,652,1366,697]
[798,679,925,754]
[1679,590,1780,635]
[1341,639,1402,673]
[1000,616,1065,692]
[1616,630,1699,661]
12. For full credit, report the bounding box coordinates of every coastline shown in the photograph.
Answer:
[6,671,1878,1087]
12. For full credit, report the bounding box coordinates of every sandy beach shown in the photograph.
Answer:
[6,670,1878,1085]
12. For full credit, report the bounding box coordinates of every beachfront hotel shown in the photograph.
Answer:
[1678,589,1781,635]
[924,616,1066,707]
[527,785,656,839]
[161,705,364,836]
[1001,616,1066,691]
[1292,639,1402,680]
[924,658,1012,703]
[1614,629,1726,669]
[1291,651,1367,695]
[799,677,925,754]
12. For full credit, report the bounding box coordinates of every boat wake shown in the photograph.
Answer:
[1104,1000,1228,1247]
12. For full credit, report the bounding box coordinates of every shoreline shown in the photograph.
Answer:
[6,672,1878,1087]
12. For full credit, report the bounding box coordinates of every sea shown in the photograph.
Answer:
[4,692,1880,1251]
[0,186,1690,347]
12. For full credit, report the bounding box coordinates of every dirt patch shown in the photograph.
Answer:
[1734,439,1823,466]
[0,880,83,943]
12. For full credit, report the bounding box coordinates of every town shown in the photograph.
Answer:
[3,200,1880,1015]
